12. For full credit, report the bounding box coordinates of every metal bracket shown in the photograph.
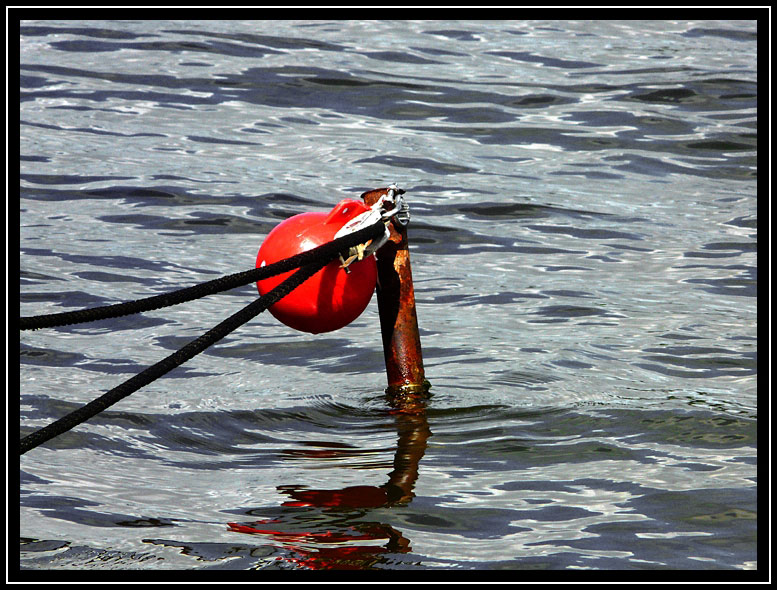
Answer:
[334,184,408,271]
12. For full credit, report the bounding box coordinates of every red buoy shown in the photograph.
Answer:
[256,199,378,334]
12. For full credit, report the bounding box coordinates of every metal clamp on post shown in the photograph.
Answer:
[335,184,408,271]
[385,184,410,227]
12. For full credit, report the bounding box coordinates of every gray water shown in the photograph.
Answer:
[19,20,758,573]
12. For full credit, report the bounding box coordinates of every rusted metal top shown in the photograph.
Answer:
[361,186,430,397]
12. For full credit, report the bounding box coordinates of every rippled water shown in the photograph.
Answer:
[19,20,758,572]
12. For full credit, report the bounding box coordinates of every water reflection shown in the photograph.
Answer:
[227,391,431,569]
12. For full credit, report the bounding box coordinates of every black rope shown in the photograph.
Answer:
[19,220,386,455]
[20,221,385,331]
[19,261,324,455]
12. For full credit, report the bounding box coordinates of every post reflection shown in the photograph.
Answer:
[227,392,431,570]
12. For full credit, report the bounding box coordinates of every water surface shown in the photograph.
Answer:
[19,19,758,572]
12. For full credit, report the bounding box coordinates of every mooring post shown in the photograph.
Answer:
[361,187,430,396]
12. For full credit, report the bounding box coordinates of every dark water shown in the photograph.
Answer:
[19,20,758,572]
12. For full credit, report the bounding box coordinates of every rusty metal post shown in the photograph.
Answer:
[361,187,430,396]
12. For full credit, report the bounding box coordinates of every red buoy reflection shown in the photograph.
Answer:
[228,393,430,569]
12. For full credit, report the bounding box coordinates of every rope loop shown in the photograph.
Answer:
[20,220,385,331]
[19,219,386,455]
